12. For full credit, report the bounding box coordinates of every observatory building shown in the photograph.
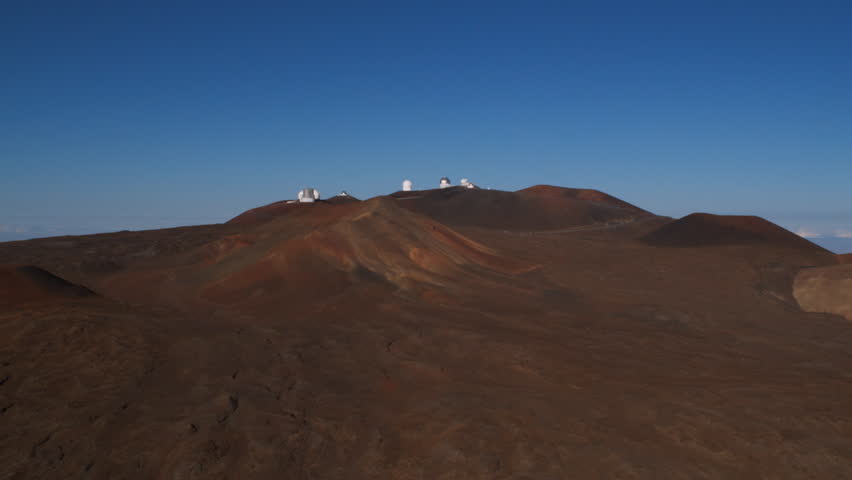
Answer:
[439,177,451,189]
[338,190,350,197]
[402,179,413,191]
[297,188,321,203]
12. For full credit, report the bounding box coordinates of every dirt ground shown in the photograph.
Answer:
[1,187,850,479]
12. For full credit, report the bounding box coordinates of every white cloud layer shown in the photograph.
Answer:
[795,228,823,239]
[835,230,852,239]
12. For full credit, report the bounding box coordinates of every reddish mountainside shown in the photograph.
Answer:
[838,253,852,264]
[0,265,94,307]
[2,185,852,479]
[324,194,361,205]
[642,213,830,251]
[391,185,652,230]
[517,184,645,211]
[100,197,535,316]
[227,196,362,226]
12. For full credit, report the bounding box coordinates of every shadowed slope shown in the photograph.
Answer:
[0,224,240,287]
[0,265,95,307]
[642,213,830,251]
[391,185,652,230]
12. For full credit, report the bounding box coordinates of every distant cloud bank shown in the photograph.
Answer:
[795,228,823,239]
[793,227,852,242]
[788,225,852,254]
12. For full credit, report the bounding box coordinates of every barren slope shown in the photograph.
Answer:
[794,264,852,321]
[228,196,362,226]
[2,187,852,479]
[642,213,830,251]
[391,185,653,230]
[98,197,535,316]
[0,265,95,307]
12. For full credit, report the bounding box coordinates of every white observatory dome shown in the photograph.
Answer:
[297,188,320,203]
[402,179,413,191]
[439,177,451,189]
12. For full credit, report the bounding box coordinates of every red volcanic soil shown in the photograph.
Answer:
[324,194,361,205]
[102,197,536,315]
[227,200,309,226]
[228,196,362,226]
[517,184,646,211]
[838,253,852,264]
[0,265,94,307]
[390,184,653,230]
[642,213,830,251]
[2,186,852,479]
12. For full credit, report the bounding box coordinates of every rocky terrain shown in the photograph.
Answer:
[1,185,851,479]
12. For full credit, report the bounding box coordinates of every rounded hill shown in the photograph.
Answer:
[104,197,536,315]
[0,265,95,307]
[642,213,829,251]
[228,196,362,226]
[390,184,652,230]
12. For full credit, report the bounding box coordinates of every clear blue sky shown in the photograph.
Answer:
[2,1,851,250]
